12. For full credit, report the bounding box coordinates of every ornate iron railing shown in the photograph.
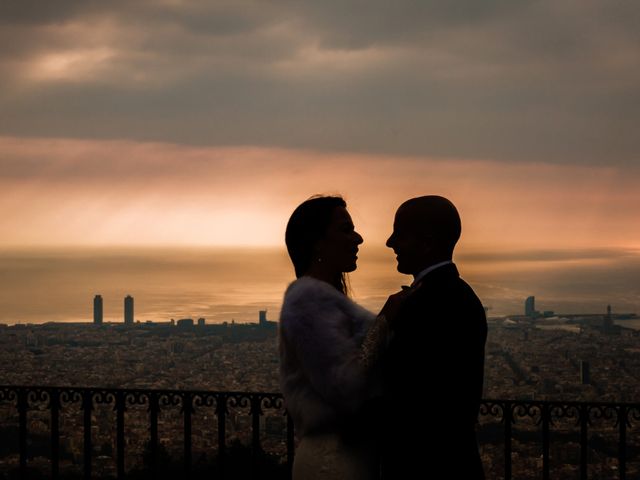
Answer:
[0,386,639,479]
[0,386,291,480]
[479,400,640,480]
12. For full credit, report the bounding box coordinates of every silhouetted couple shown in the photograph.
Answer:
[278,195,487,479]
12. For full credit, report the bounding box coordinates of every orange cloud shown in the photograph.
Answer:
[1,136,638,250]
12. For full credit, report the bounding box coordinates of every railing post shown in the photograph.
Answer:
[541,402,550,480]
[17,388,28,480]
[82,390,93,480]
[286,410,295,480]
[619,404,627,480]
[50,388,60,480]
[216,393,227,479]
[580,403,588,480]
[148,392,159,479]
[503,401,512,480]
[183,392,193,480]
[251,395,262,480]
[116,391,126,479]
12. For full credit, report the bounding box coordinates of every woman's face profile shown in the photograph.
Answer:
[315,206,363,273]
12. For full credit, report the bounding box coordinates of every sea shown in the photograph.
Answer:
[0,246,638,327]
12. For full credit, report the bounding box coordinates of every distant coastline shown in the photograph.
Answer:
[615,319,640,331]
[0,246,638,325]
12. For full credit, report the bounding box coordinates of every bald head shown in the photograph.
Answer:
[387,195,461,275]
[398,196,461,253]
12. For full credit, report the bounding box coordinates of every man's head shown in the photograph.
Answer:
[386,196,461,275]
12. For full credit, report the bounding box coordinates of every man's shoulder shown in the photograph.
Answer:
[413,274,481,306]
[392,273,486,337]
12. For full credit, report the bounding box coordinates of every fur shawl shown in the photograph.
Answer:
[278,276,376,436]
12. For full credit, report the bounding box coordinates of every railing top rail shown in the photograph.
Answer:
[482,398,640,408]
[0,386,638,408]
[0,385,283,397]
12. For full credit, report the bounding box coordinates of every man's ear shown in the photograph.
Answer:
[421,234,436,251]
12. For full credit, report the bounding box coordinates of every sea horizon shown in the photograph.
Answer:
[1,245,638,326]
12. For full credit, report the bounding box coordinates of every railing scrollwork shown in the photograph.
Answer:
[0,387,638,480]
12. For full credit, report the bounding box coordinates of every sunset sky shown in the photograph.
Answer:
[1,1,639,320]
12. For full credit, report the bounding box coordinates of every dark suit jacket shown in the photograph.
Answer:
[380,263,487,479]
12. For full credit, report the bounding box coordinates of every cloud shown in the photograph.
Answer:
[457,248,640,264]
[0,1,639,164]
[1,135,639,249]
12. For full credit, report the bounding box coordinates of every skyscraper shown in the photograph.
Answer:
[603,304,614,333]
[124,295,134,325]
[259,310,268,326]
[525,296,536,317]
[93,295,103,325]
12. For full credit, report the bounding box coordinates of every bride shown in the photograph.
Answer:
[278,195,406,480]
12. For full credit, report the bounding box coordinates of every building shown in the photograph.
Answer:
[124,295,134,325]
[93,295,103,325]
[197,317,206,326]
[177,318,194,328]
[525,296,537,317]
[603,304,614,333]
[258,310,277,329]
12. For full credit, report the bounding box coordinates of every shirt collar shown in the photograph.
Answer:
[411,260,453,286]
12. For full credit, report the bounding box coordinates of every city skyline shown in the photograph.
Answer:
[0,245,637,326]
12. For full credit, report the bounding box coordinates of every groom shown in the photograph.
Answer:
[380,196,487,479]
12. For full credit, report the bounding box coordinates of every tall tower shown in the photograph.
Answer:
[93,295,103,325]
[525,296,536,317]
[603,304,614,333]
[124,295,134,325]
[259,310,268,326]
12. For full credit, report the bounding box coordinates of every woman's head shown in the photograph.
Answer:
[285,196,363,289]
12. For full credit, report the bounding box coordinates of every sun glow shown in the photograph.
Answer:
[1,136,639,250]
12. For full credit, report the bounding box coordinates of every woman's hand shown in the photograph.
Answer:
[380,282,422,326]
